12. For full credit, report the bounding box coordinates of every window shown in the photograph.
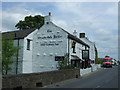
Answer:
[27,39,30,50]
[36,82,43,87]
[55,56,64,61]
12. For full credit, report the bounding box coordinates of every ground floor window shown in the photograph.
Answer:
[55,56,64,61]
[71,60,80,68]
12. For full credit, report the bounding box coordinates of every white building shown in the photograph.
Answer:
[80,33,96,63]
[2,13,97,75]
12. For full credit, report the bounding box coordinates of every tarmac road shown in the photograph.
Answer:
[46,66,119,88]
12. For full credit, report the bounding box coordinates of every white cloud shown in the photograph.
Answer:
[1,2,118,59]
[2,4,44,32]
[96,29,111,35]
[105,3,118,16]
[52,18,68,30]
[2,11,24,32]
[53,2,118,59]
[55,2,82,15]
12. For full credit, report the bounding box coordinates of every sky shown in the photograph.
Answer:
[1,2,118,60]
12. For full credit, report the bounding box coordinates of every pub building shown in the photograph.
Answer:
[2,12,96,75]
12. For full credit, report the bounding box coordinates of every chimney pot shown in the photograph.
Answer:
[80,33,85,38]
[73,30,77,37]
[49,12,51,16]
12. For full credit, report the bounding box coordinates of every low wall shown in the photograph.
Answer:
[80,68,91,76]
[2,69,80,89]
[80,64,101,76]
[91,64,101,72]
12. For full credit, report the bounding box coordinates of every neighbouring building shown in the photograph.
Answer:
[2,12,97,75]
[80,33,97,64]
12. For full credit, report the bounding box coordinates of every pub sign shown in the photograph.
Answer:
[82,50,89,59]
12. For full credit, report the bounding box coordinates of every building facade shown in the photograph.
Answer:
[80,33,96,63]
[2,13,97,75]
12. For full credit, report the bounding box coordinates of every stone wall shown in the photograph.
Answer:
[2,69,80,89]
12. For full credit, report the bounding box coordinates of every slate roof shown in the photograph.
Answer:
[2,28,36,39]
[68,34,89,48]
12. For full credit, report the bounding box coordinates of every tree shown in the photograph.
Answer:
[2,35,19,75]
[15,15,44,30]
[58,53,74,70]
[95,47,99,64]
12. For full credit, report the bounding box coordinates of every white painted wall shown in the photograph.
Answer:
[80,38,95,61]
[22,29,38,73]
[32,21,68,73]
[68,39,85,61]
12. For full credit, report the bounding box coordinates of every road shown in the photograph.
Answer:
[46,66,119,88]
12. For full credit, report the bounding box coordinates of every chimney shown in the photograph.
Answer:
[80,33,85,38]
[49,12,51,16]
[44,12,51,24]
[73,30,77,37]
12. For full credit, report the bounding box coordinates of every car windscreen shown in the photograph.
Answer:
[104,59,111,62]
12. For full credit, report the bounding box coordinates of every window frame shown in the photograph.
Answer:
[27,39,31,50]
[55,56,64,61]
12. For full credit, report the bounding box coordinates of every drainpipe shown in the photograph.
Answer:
[68,38,70,65]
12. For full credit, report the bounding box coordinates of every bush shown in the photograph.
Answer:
[58,53,75,70]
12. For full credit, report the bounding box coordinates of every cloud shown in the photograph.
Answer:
[1,2,118,60]
[55,2,82,14]
[2,3,44,32]
[53,2,118,59]
[105,3,118,16]
[52,18,68,30]
[96,29,111,35]
[54,2,117,34]
[2,11,25,32]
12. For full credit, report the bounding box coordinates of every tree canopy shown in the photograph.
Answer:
[2,36,19,75]
[95,47,99,64]
[15,15,44,30]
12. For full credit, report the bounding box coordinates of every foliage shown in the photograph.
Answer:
[2,35,19,75]
[95,47,99,64]
[15,15,44,30]
[58,53,74,70]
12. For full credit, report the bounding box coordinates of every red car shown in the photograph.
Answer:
[103,56,112,68]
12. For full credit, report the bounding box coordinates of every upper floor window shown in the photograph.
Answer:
[27,39,31,50]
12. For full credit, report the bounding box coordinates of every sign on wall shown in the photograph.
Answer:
[72,41,76,48]
[82,50,89,59]
[37,33,63,46]
[40,40,62,46]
